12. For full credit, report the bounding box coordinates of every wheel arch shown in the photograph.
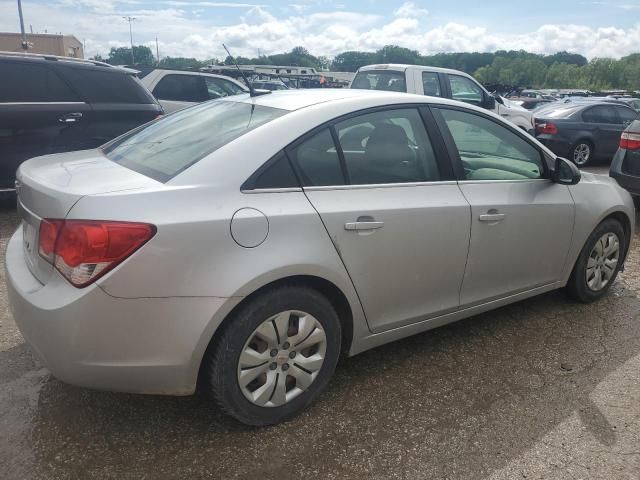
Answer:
[196,274,356,388]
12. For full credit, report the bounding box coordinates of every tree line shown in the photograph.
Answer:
[92,45,640,91]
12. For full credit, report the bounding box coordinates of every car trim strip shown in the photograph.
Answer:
[304,180,458,191]
[241,187,303,194]
[0,102,87,105]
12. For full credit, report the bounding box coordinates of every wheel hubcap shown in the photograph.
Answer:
[237,310,327,407]
[586,232,620,291]
[573,144,591,165]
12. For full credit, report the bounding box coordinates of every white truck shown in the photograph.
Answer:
[350,64,535,133]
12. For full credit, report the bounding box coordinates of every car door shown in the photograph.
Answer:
[288,106,471,332]
[581,105,623,158]
[151,74,207,113]
[0,60,89,189]
[432,106,575,306]
[61,66,162,147]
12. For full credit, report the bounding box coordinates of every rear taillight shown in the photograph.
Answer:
[536,123,558,135]
[38,220,156,288]
[620,132,640,151]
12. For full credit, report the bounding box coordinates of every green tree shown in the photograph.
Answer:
[107,45,154,66]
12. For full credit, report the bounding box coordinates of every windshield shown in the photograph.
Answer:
[351,70,407,92]
[103,101,287,182]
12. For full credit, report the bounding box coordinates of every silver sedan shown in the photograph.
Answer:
[7,89,635,425]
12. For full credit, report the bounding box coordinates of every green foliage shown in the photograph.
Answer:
[99,44,639,90]
[106,45,155,66]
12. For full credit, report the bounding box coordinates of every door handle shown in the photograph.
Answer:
[59,112,83,123]
[479,212,506,222]
[345,221,384,231]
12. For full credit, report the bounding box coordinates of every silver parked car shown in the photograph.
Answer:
[7,89,635,426]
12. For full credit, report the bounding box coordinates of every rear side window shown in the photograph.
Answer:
[615,106,638,125]
[422,72,441,97]
[153,74,207,102]
[335,108,440,185]
[242,152,299,190]
[103,101,287,182]
[63,67,156,104]
[351,70,407,92]
[582,106,617,124]
[0,61,79,102]
[288,129,345,186]
[204,77,245,99]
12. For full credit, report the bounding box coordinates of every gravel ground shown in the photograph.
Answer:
[1,177,639,479]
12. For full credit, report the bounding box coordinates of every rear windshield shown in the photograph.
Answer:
[540,106,582,118]
[102,100,287,182]
[351,70,407,93]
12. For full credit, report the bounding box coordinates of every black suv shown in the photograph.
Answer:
[0,52,163,191]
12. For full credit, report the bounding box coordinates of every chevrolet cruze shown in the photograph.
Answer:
[7,89,635,425]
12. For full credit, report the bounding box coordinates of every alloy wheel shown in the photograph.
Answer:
[237,310,327,407]
[586,232,620,291]
[573,143,591,166]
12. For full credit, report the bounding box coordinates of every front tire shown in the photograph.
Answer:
[566,218,625,303]
[203,285,341,426]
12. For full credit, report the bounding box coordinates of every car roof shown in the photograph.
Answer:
[219,88,498,115]
[357,63,470,77]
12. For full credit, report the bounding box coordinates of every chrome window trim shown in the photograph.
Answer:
[303,180,458,191]
[457,178,551,185]
[241,187,303,194]
[0,102,87,105]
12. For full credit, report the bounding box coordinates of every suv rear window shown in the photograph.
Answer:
[351,70,407,92]
[103,101,287,182]
[0,61,79,102]
[63,67,156,104]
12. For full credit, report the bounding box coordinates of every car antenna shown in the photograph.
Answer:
[222,44,268,97]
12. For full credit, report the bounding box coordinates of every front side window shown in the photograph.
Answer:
[582,105,617,124]
[153,74,206,102]
[103,101,287,182]
[439,108,544,181]
[448,74,484,105]
[0,62,79,102]
[351,70,407,93]
[204,77,245,99]
[335,108,440,185]
[422,72,441,97]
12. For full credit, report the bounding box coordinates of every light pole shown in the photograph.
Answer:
[122,16,136,65]
[17,0,29,50]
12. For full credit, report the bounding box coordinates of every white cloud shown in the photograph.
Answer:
[394,2,429,18]
[1,0,638,61]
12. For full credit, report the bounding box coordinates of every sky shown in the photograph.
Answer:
[1,0,640,61]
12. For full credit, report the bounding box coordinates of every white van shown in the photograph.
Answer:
[351,64,535,133]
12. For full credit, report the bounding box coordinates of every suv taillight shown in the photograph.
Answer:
[536,123,558,135]
[620,132,640,151]
[38,219,156,288]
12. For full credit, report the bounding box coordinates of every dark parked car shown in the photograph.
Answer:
[535,101,639,166]
[610,120,640,202]
[0,52,163,192]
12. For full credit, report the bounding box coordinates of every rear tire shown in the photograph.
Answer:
[570,140,594,167]
[203,285,341,426]
[566,218,625,303]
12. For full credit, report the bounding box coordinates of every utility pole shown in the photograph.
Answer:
[122,16,136,65]
[155,36,159,66]
[17,0,28,50]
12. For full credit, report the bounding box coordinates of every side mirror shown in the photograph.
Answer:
[493,94,504,105]
[552,157,581,185]
[483,95,496,110]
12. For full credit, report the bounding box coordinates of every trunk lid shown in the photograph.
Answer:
[16,149,161,284]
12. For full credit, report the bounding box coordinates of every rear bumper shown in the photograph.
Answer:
[536,136,569,157]
[6,227,233,395]
[610,150,640,196]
